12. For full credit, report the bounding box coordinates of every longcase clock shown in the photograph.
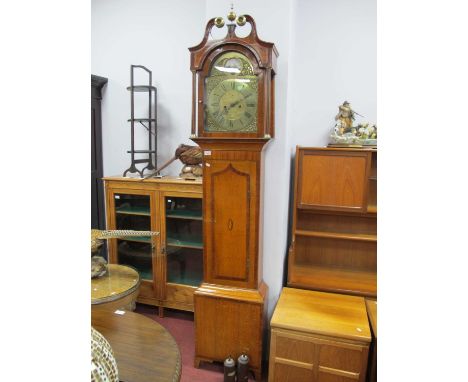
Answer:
[189,12,278,381]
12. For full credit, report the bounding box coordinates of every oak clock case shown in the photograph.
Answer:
[189,14,278,381]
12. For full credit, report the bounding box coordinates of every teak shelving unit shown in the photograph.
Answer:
[288,146,377,298]
[104,176,203,315]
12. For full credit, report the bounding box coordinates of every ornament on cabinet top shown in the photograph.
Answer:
[143,144,203,180]
[329,100,377,147]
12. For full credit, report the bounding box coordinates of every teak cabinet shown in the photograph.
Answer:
[269,288,371,382]
[104,176,203,314]
[288,147,377,298]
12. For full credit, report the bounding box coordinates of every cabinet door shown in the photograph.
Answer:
[106,189,160,300]
[160,193,203,311]
[297,150,371,212]
[269,329,369,382]
[203,159,258,288]
[269,330,315,382]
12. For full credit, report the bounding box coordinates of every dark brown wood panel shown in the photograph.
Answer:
[298,150,370,212]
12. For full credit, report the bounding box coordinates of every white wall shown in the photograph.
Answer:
[92,0,207,176]
[287,0,377,148]
[92,0,376,319]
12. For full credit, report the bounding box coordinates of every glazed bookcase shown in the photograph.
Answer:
[104,176,203,315]
[288,146,377,298]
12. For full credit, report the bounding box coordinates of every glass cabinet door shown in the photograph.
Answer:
[113,193,153,281]
[165,197,203,286]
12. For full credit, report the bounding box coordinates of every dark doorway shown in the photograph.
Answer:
[91,75,107,229]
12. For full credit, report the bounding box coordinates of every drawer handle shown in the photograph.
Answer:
[228,218,234,231]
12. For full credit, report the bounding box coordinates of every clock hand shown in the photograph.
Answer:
[226,93,253,111]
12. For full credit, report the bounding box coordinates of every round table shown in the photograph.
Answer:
[91,264,140,311]
[92,309,181,382]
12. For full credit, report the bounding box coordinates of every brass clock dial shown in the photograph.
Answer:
[204,51,258,133]
[206,78,257,132]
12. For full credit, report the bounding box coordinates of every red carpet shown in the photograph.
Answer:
[136,304,258,382]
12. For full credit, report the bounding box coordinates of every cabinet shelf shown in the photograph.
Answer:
[289,264,377,297]
[167,238,203,249]
[116,206,151,216]
[121,236,152,244]
[166,210,202,220]
[295,229,377,242]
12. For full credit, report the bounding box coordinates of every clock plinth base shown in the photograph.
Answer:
[194,281,268,381]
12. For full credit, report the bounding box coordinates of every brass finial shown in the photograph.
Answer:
[214,16,225,28]
[236,15,246,26]
[227,3,236,21]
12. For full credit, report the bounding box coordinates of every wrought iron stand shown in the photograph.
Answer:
[123,65,158,177]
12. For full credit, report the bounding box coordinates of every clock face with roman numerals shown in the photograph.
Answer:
[204,51,258,133]
[206,78,257,132]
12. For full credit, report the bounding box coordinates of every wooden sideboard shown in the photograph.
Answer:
[269,288,371,382]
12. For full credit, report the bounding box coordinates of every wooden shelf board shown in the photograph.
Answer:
[119,236,152,244]
[289,264,376,297]
[166,274,203,287]
[167,238,203,249]
[295,229,377,242]
[116,206,150,216]
[166,210,202,220]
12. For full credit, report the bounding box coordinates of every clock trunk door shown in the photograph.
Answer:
[203,158,258,288]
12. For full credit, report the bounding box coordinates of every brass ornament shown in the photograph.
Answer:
[227,10,236,22]
[214,17,225,28]
[236,15,246,26]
